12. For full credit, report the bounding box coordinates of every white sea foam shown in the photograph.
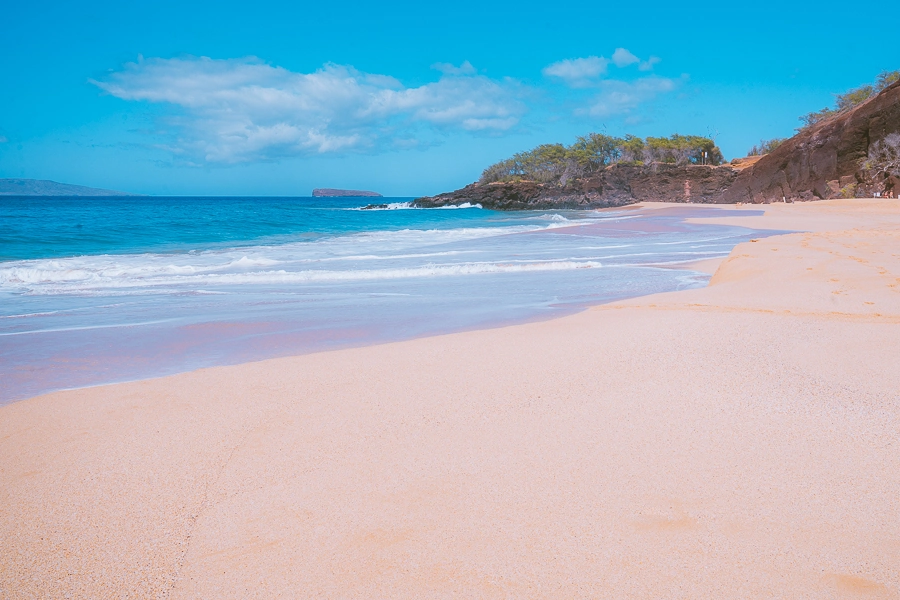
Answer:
[436,202,482,209]
[1,199,767,403]
[1,259,605,295]
[0,220,599,295]
[348,202,483,210]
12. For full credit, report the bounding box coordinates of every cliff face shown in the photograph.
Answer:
[416,80,900,209]
[718,80,900,203]
[414,164,740,210]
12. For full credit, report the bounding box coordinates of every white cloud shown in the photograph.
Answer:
[544,49,664,88]
[431,61,476,75]
[583,76,682,118]
[611,48,640,68]
[93,57,524,163]
[639,56,661,71]
[542,50,678,119]
[542,56,609,87]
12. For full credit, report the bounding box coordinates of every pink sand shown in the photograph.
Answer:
[2,199,899,599]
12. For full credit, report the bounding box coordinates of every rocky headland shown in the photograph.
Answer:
[415,164,740,210]
[415,78,900,209]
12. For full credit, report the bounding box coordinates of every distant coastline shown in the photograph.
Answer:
[0,178,139,197]
[312,188,382,198]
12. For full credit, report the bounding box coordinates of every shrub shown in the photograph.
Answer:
[798,69,899,132]
[840,183,857,198]
[619,135,646,164]
[875,70,900,92]
[748,138,786,156]
[798,107,835,131]
[479,133,724,185]
[835,85,874,112]
[568,133,623,173]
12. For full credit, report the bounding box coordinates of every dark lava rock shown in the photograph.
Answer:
[718,80,900,203]
[413,164,740,210]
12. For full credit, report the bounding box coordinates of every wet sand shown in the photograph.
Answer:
[2,199,899,599]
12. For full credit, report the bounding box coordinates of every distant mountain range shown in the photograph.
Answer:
[312,188,382,197]
[0,179,139,196]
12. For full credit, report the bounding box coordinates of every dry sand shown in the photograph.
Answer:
[2,199,899,599]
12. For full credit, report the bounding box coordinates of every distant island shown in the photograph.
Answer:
[312,188,382,198]
[0,179,139,196]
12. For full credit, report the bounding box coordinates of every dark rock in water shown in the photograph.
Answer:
[718,80,900,203]
[360,204,389,210]
[414,164,740,210]
[312,188,382,197]
[0,179,139,196]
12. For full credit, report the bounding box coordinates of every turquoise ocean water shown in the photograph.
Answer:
[0,196,768,403]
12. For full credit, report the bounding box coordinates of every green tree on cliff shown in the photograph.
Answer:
[568,133,624,173]
[748,138,786,156]
[798,69,900,131]
[479,133,724,185]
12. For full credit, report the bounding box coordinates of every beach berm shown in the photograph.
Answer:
[1,199,899,599]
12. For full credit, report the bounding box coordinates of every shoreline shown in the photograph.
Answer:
[2,199,899,598]
[0,203,759,405]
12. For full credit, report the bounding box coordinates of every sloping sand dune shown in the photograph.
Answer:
[2,199,899,599]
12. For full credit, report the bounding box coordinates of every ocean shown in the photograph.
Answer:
[0,196,767,403]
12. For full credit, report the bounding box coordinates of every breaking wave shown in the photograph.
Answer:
[349,201,483,210]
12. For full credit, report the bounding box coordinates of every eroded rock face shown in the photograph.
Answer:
[416,81,900,208]
[718,80,900,203]
[414,164,740,210]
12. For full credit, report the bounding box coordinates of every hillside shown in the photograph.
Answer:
[0,179,138,196]
[416,75,900,209]
[719,80,900,202]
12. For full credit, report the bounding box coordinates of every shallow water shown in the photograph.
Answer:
[0,197,769,403]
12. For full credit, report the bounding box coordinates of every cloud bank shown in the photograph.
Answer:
[542,56,610,88]
[94,50,682,163]
[543,48,677,118]
[93,57,524,163]
[583,76,682,118]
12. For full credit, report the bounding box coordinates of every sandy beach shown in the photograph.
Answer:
[2,199,899,599]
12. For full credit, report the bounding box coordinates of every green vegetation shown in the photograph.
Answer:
[747,138,786,156]
[798,69,899,131]
[839,182,858,199]
[480,133,724,186]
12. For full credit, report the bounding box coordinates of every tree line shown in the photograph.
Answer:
[480,133,725,186]
[798,70,899,131]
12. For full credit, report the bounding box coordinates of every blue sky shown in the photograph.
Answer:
[1,0,897,196]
